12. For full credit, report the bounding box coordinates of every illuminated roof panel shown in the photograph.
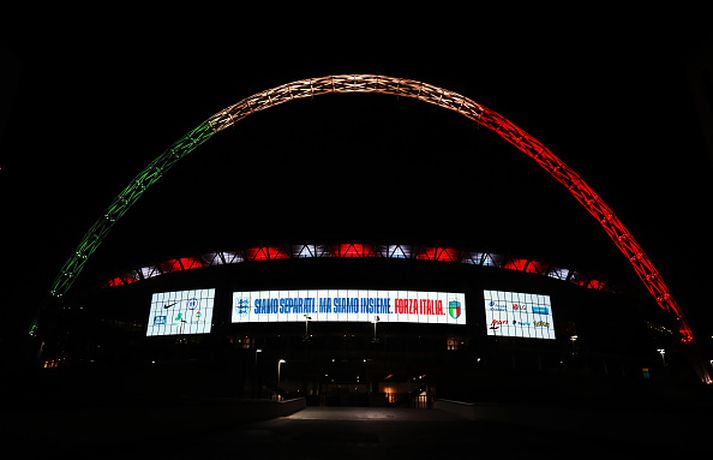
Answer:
[103,243,609,292]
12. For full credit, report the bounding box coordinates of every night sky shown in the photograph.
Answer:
[2,27,712,347]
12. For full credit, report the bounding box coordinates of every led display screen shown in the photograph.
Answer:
[147,289,215,336]
[483,289,555,339]
[232,289,466,325]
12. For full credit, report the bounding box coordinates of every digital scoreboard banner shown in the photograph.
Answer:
[232,289,466,325]
[483,289,555,339]
[147,289,215,336]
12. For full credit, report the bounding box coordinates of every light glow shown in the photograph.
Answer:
[232,289,466,325]
[146,289,215,336]
[484,289,555,339]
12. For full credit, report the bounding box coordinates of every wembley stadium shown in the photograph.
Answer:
[35,75,710,407]
[41,241,690,405]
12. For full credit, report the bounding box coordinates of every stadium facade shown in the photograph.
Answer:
[40,242,691,405]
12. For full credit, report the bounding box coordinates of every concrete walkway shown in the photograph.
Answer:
[286,406,459,421]
[12,405,705,458]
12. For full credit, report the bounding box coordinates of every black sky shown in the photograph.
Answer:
[2,27,713,343]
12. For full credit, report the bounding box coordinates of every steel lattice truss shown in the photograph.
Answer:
[50,74,694,344]
[104,244,606,292]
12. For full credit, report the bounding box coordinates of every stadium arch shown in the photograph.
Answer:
[46,75,707,381]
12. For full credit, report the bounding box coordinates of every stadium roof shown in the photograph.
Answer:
[104,243,608,292]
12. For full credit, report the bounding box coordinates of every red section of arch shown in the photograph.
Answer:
[476,108,693,344]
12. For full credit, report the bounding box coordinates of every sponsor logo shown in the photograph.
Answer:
[186,298,199,310]
[531,306,549,315]
[490,319,508,330]
[235,298,250,316]
[162,302,177,309]
[487,300,508,311]
[512,303,527,312]
[512,320,531,327]
[449,300,462,319]
[153,316,167,326]
[533,321,550,328]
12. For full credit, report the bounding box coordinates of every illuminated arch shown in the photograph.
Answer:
[50,74,694,344]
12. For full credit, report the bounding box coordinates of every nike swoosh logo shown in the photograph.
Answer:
[163,302,178,309]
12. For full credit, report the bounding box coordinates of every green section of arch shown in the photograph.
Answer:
[50,121,216,297]
[50,75,476,299]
